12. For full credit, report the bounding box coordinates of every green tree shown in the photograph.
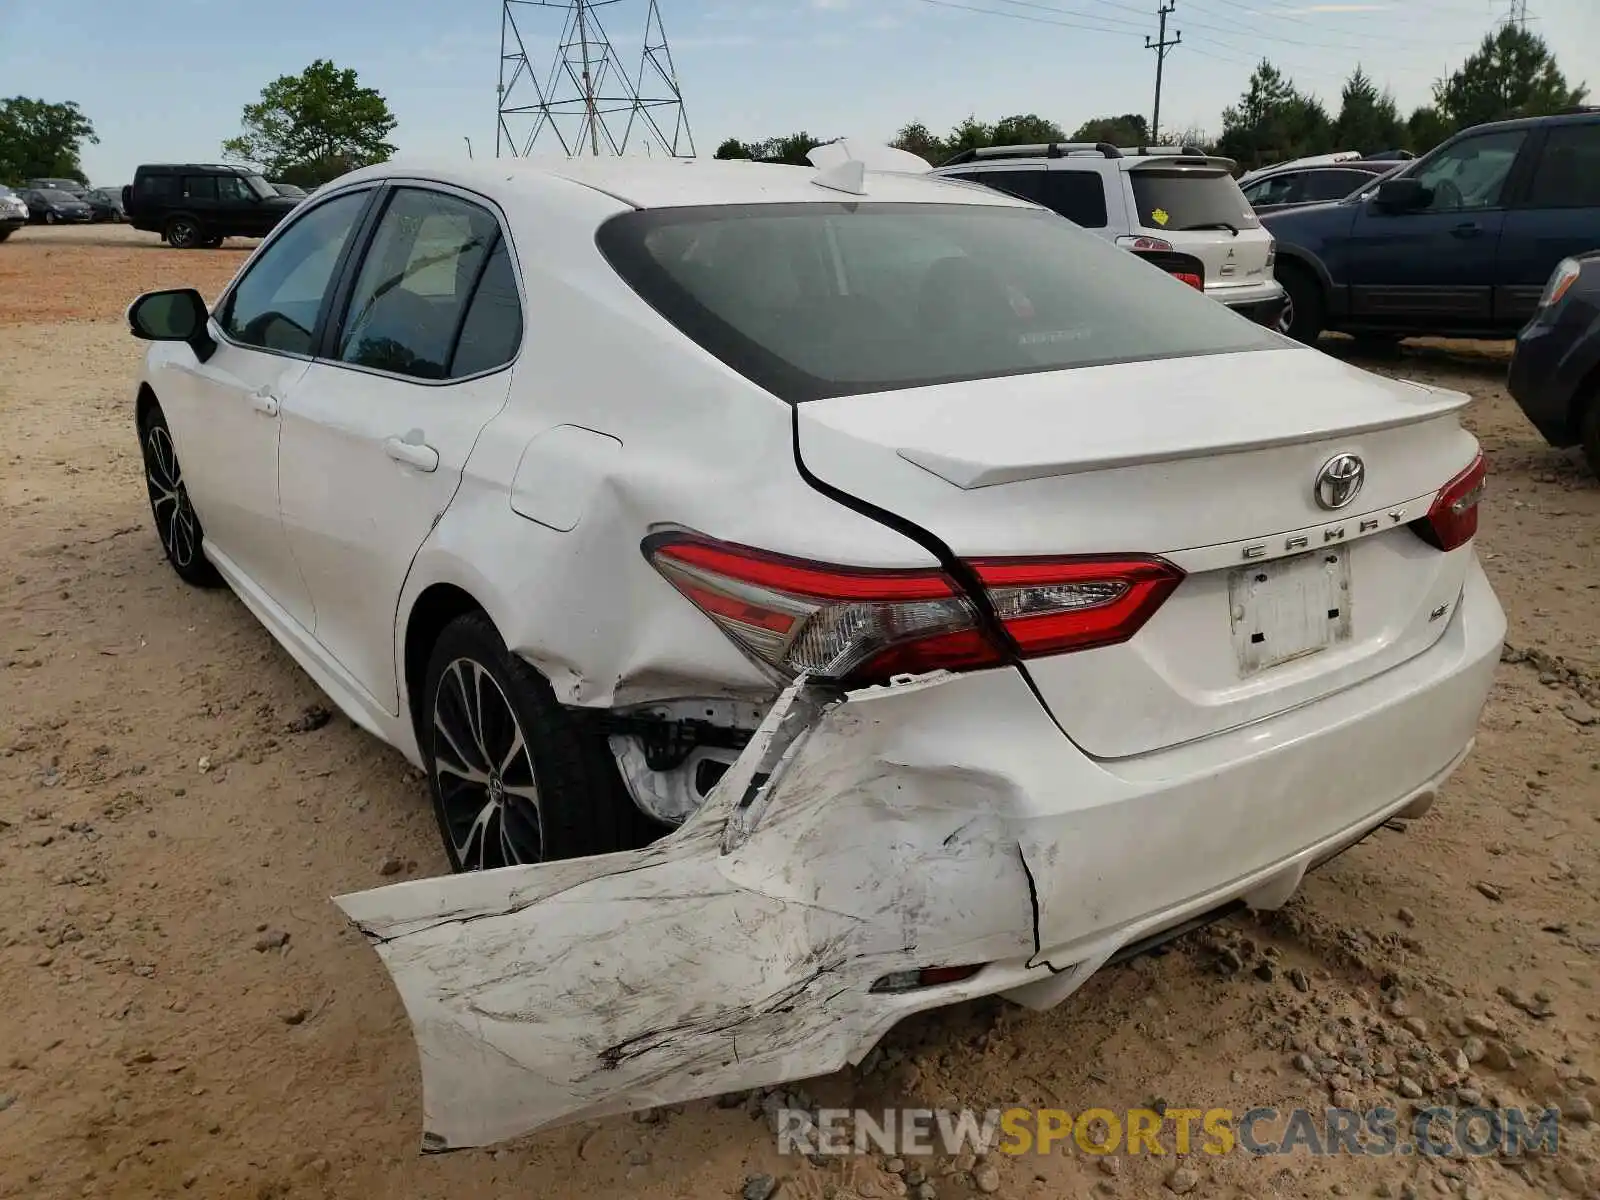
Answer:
[222,59,397,187]
[941,115,995,160]
[891,121,945,164]
[1070,114,1149,147]
[990,113,1066,146]
[1216,60,1334,170]
[1433,26,1586,131]
[1335,67,1404,153]
[713,137,754,160]
[1405,105,1451,155]
[0,98,97,185]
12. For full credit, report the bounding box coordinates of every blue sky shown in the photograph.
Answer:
[2,0,1593,186]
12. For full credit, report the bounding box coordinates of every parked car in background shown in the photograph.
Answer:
[19,187,94,224]
[24,177,87,197]
[84,187,126,222]
[1264,109,1600,343]
[0,186,28,240]
[123,163,301,248]
[270,182,307,198]
[933,142,1286,327]
[124,146,1501,1150]
[1240,160,1407,213]
[1508,254,1600,475]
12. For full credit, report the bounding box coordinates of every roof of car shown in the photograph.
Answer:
[335,156,1032,211]
[135,163,252,174]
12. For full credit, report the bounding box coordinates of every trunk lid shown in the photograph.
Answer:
[795,346,1481,758]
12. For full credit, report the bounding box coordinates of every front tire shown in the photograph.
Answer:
[139,405,222,587]
[165,215,203,249]
[44,211,57,225]
[1579,391,1600,480]
[1276,262,1325,344]
[421,613,649,872]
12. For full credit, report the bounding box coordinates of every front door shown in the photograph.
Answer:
[171,187,377,631]
[1344,127,1530,326]
[277,185,523,714]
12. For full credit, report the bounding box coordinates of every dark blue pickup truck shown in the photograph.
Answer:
[1264,109,1600,343]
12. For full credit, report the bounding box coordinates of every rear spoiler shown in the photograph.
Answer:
[1125,154,1238,173]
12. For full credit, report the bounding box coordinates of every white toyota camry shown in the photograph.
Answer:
[126,142,1504,1151]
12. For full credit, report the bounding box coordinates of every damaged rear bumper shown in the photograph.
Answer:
[336,559,1503,1151]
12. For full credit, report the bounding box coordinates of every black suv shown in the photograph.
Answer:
[1263,109,1600,343]
[123,163,301,249]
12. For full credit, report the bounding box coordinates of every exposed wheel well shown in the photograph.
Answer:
[403,583,488,739]
[135,383,159,433]
[1569,362,1600,443]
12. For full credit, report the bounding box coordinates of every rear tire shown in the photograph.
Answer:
[1277,262,1325,344]
[165,215,203,249]
[138,404,223,588]
[421,612,653,872]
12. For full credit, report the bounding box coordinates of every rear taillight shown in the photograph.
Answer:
[1411,452,1486,552]
[645,533,1184,687]
[1173,271,1203,290]
[1116,234,1174,252]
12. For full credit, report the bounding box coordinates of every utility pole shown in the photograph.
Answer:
[574,0,602,155]
[1145,0,1181,147]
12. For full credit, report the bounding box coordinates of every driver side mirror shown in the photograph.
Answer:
[1373,178,1428,212]
[127,288,216,363]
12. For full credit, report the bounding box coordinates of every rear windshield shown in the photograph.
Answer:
[1129,168,1259,234]
[597,202,1283,403]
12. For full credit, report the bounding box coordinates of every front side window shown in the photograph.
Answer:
[216,175,254,204]
[1525,124,1600,209]
[219,189,370,355]
[1129,167,1259,232]
[335,188,501,381]
[598,202,1284,404]
[1411,129,1526,212]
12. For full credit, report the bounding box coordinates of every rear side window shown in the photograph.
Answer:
[597,202,1283,404]
[1526,124,1600,209]
[138,175,178,201]
[448,239,523,378]
[183,176,218,201]
[1129,168,1259,233]
[1041,171,1108,228]
[335,188,501,381]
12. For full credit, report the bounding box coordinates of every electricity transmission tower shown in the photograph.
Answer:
[496,0,694,158]
[1506,0,1528,29]
[1145,1,1181,147]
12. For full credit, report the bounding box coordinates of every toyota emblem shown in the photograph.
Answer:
[1315,453,1365,510]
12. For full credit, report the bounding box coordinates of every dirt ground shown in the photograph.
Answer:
[1,223,1596,1200]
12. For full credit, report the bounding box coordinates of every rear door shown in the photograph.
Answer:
[1343,127,1530,325]
[1494,120,1600,327]
[277,184,523,714]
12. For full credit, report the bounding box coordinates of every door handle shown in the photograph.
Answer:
[249,388,279,417]
[384,434,439,473]
[1450,222,1481,238]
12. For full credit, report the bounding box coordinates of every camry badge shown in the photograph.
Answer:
[1315,453,1365,511]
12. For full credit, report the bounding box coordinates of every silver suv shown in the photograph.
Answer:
[933,143,1286,327]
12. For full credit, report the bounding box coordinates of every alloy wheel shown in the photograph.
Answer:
[1277,294,1295,336]
[142,424,199,569]
[431,657,544,870]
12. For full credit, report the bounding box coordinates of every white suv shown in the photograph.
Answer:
[934,142,1286,326]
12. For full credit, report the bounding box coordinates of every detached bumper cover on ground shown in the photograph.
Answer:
[335,559,1504,1152]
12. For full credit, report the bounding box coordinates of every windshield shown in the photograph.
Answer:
[1129,168,1260,233]
[243,174,276,200]
[597,202,1284,404]
[38,189,81,203]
